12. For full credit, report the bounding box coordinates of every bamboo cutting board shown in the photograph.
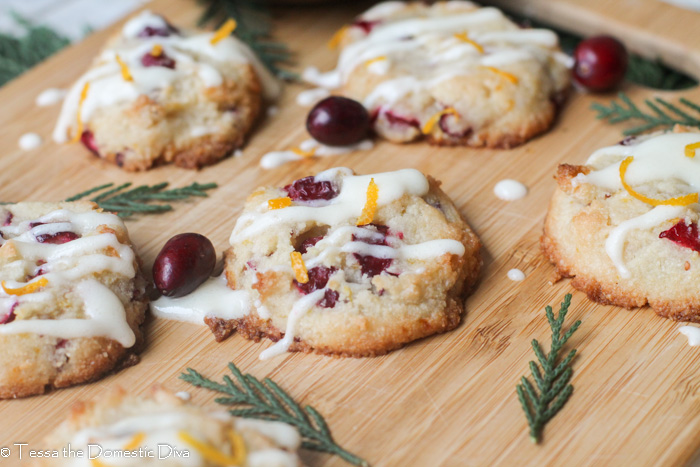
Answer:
[1,1,700,465]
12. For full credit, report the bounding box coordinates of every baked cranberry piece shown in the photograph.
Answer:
[294,266,338,308]
[352,19,381,34]
[137,21,179,38]
[660,220,700,253]
[284,177,339,202]
[141,50,176,69]
[298,236,323,254]
[383,110,420,129]
[80,130,99,156]
[1,303,17,324]
[352,224,395,277]
[2,212,12,226]
[36,232,80,244]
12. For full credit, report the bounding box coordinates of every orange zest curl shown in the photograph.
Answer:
[178,430,245,465]
[151,44,163,56]
[268,197,292,210]
[115,54,133,82]
[291,147,316,158]
[364,56,387,67]
[619,156,699,206]
[453,32,483,53]
[123,432,146,450]
[290,252,309,284]
[685,141,700,158]
[357,178,379,226]
[210,18,237,45]
[70,82,90,144]
[2,277,48,296]
[328,25,349,49]
[483,66,518,84]
[422,107,460,134]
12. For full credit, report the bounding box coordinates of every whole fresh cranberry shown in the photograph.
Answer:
[573,36,628,92]
[284,176,339,202]
[306,96,370,146]
[153,233,216,297]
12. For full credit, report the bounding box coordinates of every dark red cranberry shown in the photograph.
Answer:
[81,130,100,156]
[141,50,176,69]
[284,176,339,202]
[306,96,370,146]
[383,110,420,129]
[1,303,17,324]
[137,22,179,38]
[2,212,12,226]
[352,224,389,246]
[115,153,125,167]
[352,19,381,34]
[317,289,339,308]
[298,236,323,254]
[294,266,335,295]
[619,135,638,146]
[660,220,700,253]
[56,338,68,349]
[36,232,80,244]
[354,255,393,277]
[573,36,628,92]
[153,233,216,298]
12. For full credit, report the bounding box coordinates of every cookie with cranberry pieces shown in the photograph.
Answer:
[217,167,482,357]
[0,202,147,398]
[39,387,302,467]
[542,126,700,321]
[53,10,280,171]
[304,1,570,148]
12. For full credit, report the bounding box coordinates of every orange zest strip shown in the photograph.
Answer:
[228,429,247,465]
[291,147,316,158]
[357,178,379,226]
[619,156,699,206]
[123,432,146,450]
[453,32,483,53]
[2,277,48,296]
[364,56,387,67]
[685,141,700,158]
[290,252,309,284]
[178,431,243,465]
[210,18,237,45]
[483,66,518,84]
[268,197,292,210]
[70,82,90,144]
[115,54,133,82]
[422,107,460,134]
[328,25,349,49]
[151,44,163,56]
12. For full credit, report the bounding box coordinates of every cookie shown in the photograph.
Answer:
[0,202,147,398]
[214,167,482,358]
[39,387,302,466]
[542,126,700,321]
[303,1,571,148]
[53,10,280,171]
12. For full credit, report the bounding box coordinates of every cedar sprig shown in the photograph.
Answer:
[181,362,368,466]
[65,182,217,218]
[517,294,581,444]
[197,0,296,80]
[592,92,700,135]
[0,13,70,86]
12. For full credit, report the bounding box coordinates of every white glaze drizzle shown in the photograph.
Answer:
[36,88,67,107]
[679,326,700,346]
[295,87,331,106]
[578,132,700,278]
[0,208,137,346]
[303,1,569,134]
[18,132,42,150]
[150,274,250,324]
[494,179,527,201]
[259,138,374,169]
[53,10,280,143]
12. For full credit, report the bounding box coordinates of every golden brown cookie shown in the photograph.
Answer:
[0,202,147,398]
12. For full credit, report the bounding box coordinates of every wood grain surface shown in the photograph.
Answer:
[1,1,700,466]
